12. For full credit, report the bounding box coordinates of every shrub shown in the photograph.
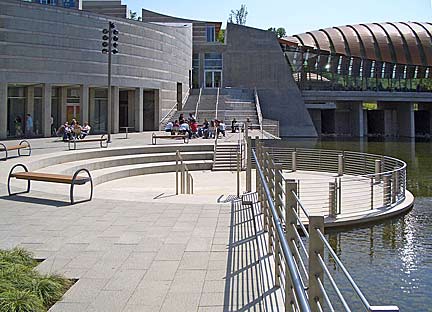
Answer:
[0,248,72,312]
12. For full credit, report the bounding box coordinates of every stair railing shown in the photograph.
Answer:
[254,87,264,136]
[215,87,220,120]
[159,89,190,128]
[175,150,194,194]
[195,87,202,121]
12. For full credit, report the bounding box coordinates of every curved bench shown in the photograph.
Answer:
[8,164,93,205]
[0,140,31,160]
[68,134,110,150]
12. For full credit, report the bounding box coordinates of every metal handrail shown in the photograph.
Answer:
[159,89,190,126]
[215,87,220,120]
[175,150,193,195]
[252,149,311,312]
[195,87,202,121]
[254,88,263,132]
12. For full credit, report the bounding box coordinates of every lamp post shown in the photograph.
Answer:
[102,21,119,139]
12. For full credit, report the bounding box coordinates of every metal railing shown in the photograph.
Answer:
[195,87,202,121]
[215,87,220,120]
[254,88,264,133]
[252,145,406,218]
[175,150,193,194]
[159,89,190,128]
[253,140,400,311]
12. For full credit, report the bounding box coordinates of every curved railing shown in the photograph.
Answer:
[254,145,407,218]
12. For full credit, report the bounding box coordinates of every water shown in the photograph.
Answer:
[280,138,432,311]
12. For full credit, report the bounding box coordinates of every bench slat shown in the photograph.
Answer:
[11,172,90,185]
[0,145,28,151]
[153,135,187,139]
[71,138,107,143]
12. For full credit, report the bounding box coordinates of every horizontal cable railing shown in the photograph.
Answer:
[251,144,407,218]
[253,140,400,311]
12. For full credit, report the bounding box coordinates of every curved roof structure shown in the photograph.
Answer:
[291,22,432,66]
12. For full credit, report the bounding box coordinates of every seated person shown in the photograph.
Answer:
[190,121,198,138]
[72,122,82,140]
[218,120,226,137]
[81,122,91,139]
[179,121,192,139]
[165,121,174,134]
[172,120,180,134]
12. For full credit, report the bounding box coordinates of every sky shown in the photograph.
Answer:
[124,0,431,34]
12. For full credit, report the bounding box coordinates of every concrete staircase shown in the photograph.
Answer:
[212,143,240,171]
[220,89,259,128]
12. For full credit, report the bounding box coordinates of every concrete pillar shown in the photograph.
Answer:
[127,90,134,127]
[89,88,95,126]
[60,87,68,124]
[80,85,89,124]
[0,83,7,139]
[134,87,143,132]
[42,84,52,137]
[154,89,161,130]
[351,102,364,137]
[112,86,120,133]
[397,103,415,137]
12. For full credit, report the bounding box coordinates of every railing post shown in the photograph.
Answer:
[246,136,252,192]
[338,154,344,176]
[190,174,194,194]
[176,150,179,195]
[292,151,297,172]
[370,177,374,210]
[237,151,241,197]
[181,164,185,194]
[274,164,283,287]
[383,174,391,207]
[267,157,275,254]
[308,216,325,311]
[375,160,382,183]
[285,179,299,310]
[391,170,398,203]
[186,170,190,194]
[262,145,269,233]
[329,181,337,218]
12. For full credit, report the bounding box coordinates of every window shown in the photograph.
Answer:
[39,0,57,5]
[206,25,215,42]
[204,53,222,70]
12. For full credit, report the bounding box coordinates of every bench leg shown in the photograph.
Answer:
[0,143,7,160]
[8,164,30,196]
[152,137,156,145]
[70,168,93,205]
[18,140,31,157]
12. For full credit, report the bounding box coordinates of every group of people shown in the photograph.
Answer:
[164,113,226,139]
[57,119,91,141]
[14,114,34,137]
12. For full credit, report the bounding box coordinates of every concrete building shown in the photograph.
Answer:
[0,0,192,139]
[1,1,431,139]
[82,0,128,18]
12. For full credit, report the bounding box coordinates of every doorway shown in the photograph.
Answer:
[66,105,80,123]
[204,71,222,88]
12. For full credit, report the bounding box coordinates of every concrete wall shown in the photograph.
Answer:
[223,23,317,137]
[0,0,192,124]
[82,0,128,18]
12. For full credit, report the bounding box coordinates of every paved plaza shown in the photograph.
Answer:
[0,132,282,312]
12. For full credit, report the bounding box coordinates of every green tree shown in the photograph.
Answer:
[217,29,225,43]
[129,10,142,21]
[228,4,248,25]
[268,27,286,39]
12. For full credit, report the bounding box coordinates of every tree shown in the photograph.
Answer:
[217,29,225,43]
[228,4,248,25]
[129,10,142,21]
[268,27,286,39]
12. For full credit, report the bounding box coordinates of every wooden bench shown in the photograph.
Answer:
[68,134,110,150]
[0,140,31,160]
[152,133,189,145]
[8,164,93,205]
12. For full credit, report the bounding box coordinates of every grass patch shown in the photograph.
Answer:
[0,248,73,312]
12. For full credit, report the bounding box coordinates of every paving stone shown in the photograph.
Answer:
[160,292,201,312]
[48,302,90,312]
[103,269,147,291]
[143,260,180,281]
[61,278,108,303]
[87,289,133,312]
[121,252,156,270]
[179,252,210,270]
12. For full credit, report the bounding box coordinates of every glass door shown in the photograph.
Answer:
[204,71,222,88]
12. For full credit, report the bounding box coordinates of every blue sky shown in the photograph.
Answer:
[124,0,431,34]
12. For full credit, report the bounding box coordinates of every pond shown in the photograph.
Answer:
[280,138,432,311]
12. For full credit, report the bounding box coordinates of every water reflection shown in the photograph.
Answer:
[281,138,432,310]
